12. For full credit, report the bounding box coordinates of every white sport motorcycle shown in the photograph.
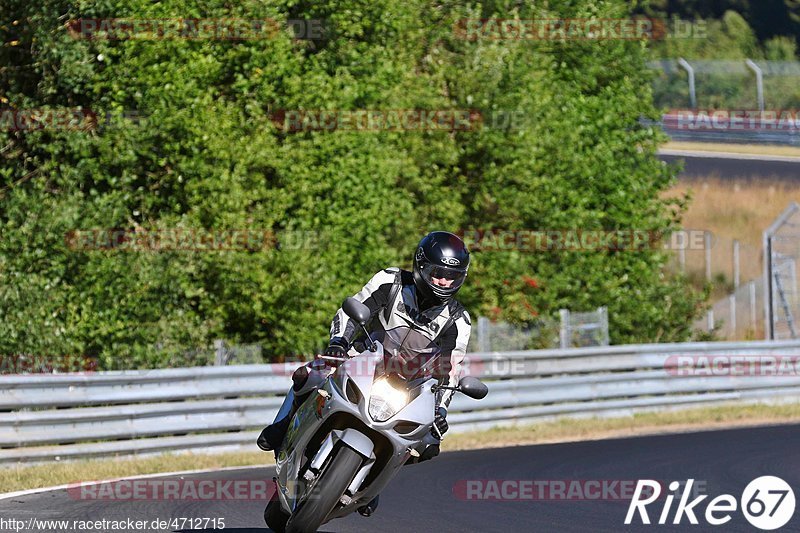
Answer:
[264,297,488,533]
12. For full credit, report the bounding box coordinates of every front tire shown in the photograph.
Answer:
[265,485,290,532]
[285,445,364,533]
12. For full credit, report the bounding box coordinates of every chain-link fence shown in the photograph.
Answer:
[765,203,800,340]
[697,279,764,340]
[467,317,558,352]
[466,308,609,352]
[559,308,610,348]
[698,203,800,341]
[649,59,800,111]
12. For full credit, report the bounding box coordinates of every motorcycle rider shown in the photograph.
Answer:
[257,231,472,516]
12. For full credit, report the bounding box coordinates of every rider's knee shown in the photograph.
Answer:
[292,362,327,397]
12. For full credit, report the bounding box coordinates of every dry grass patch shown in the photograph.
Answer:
[663,142,800,158]
[664,178,800,288]
[0,450,272,495]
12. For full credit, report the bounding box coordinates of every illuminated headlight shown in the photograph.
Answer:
[368,377,408,422]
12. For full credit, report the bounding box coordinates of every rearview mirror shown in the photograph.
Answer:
[458,376,488,399]
[342,297,371,325]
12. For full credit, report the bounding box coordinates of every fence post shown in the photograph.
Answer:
[733,240,740,289]
[729,294,737,336]
[214,340,226,366]
[749,281,757,331]
[559,309,570,349]
[764,230,773,340]
[705,231,712,281]
[707,309,714,332]
[677,58,696,108]
[598,306,609,346]
[477,316,490,352]
[745,59,765,112]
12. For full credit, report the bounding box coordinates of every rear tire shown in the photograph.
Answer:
[285,445,364,533]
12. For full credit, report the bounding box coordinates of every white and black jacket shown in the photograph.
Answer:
[329,267,472,410]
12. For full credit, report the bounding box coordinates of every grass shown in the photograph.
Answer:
[3,402,800,494]
[663,141,800,158]
[0,450,271,495]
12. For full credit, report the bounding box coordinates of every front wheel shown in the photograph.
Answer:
[264,482,290,532]
[285,445,364,533]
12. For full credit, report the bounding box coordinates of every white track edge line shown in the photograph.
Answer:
[0,464,272,501]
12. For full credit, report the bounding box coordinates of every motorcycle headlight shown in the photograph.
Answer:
[368,377,409,422]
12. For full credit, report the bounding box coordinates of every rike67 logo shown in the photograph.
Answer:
[625,477,795,530]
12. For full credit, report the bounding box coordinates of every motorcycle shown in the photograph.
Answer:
[264,297,488,533]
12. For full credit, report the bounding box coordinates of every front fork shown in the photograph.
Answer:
[302,429,376,504]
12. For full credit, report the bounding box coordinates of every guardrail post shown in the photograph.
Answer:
[733,240,740,289]
[705,231,712,281]
[729,294,737,336]
[749,281,757,331]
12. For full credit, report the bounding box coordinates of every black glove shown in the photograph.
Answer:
[319,340,349,368]
[432,406,448,439]
[322,337,350,357]
[323,343,347,358]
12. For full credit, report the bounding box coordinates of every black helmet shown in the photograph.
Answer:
[412,231,470,304]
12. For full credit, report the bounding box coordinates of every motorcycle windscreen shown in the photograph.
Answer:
[372,326,442,381]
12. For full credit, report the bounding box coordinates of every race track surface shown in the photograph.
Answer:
[660,153,800,181]
[1,424,799,533]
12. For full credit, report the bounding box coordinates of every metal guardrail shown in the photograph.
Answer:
[3,340,800,464]
[659,113,800,146]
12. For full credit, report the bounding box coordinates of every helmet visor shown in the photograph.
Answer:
[419,263,467,292]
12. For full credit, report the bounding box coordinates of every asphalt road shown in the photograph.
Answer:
[660,152,800,181]
[2,424,799,533]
